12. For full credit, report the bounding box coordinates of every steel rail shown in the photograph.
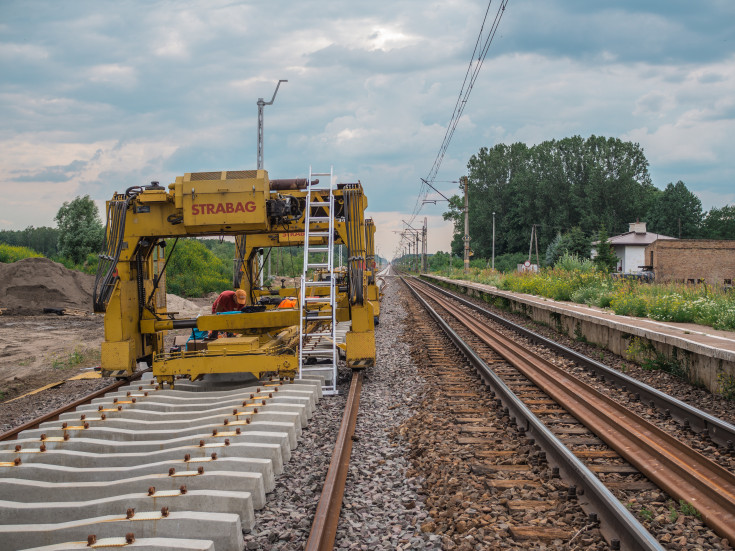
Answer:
[305,370,363,551]
[412,279,735,545]
[0,369,149,442]
[418,275,735,448]
[403,277,662,550]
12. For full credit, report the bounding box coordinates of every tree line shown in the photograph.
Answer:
[443,135,734,264]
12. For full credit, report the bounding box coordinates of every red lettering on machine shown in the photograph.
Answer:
[191,201,256,215]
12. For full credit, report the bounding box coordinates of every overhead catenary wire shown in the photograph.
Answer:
[409,0,510,227]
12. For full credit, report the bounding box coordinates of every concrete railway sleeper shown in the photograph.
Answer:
[406,275,735,549]
[0,375,325,551]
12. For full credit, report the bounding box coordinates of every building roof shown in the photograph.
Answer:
[592,222,676,247]
[607,231,676,246]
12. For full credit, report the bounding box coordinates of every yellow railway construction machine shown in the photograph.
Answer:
[93,169,377,386]
[364,218,381,324]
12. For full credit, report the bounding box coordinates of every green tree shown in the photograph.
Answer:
[646,181,703,238]
[493,252,528,273]
[701,205,735,239]
[593,224,618,272]
[545,227,591,266]
[165,239,231,297]
[54,196,105,263]
[0,226,59,257]
[451,136,655,260]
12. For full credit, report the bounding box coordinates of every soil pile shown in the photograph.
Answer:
[0,258,95,315]
[166,294,208,317]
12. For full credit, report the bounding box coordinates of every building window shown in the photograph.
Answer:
[687,279,695,284]
[725,279,732,286]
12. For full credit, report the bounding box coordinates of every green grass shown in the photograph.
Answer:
[679,500,701,519]
[51,348,95,369]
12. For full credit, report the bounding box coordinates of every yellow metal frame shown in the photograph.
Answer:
[97,169,377,382]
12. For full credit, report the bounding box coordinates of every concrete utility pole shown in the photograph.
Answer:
[462,176,470,274]
[257,79,287,170]
[402,221,423,273]
[422,217,428,273]
[492,212,496,270]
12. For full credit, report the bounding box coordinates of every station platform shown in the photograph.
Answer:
[421,274,735,395]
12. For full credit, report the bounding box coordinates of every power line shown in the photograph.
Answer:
[409,0,510,225]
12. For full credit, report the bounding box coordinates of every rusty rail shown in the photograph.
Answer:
[0,370,149,441]
[409,277,735,546]
[305,371,363,551]
[418,275,735,448]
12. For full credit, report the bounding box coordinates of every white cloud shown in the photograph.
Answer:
[1,0,734,259]
[0,137,179,225]
[87,64,137,87]
[0,42,49,61]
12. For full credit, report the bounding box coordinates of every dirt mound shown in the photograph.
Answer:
[166,294,208,317]
[0,258,95,315]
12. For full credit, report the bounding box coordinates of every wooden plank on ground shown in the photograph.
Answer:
[606,481,656,490]
[588,464,639,474]
[507,500,555,513]
[572,450,619,458]
[552,427,588,435]
[509,526,574,541]
[455,417,492,423]
[460,426,499,433]
[472,463,531,475]
[485,479,541,489]
[457,437,500,445]
[474,450,516,458]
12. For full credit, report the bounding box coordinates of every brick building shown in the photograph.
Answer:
[645,239,735,286]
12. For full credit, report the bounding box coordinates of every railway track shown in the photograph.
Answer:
[0,375,326,550]
[404,275,735,549]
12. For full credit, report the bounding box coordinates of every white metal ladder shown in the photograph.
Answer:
[298,167,338,395]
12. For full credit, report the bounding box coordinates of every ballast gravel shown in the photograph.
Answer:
[243,278,439,550]
[0,377,110,434]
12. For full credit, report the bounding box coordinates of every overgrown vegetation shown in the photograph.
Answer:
[717,372,735,401]
[428,261,735,332]
[0,243,44,263]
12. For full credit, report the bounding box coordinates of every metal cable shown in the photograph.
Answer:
[93,188,141,312]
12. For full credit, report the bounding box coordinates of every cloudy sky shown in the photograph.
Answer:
[1,1,733,260]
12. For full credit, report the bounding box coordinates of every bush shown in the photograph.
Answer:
[493,252,529,273]
[165,239,231,297]
[0,243,43,263]
[555,252,595,272]
[610,287,648,317]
